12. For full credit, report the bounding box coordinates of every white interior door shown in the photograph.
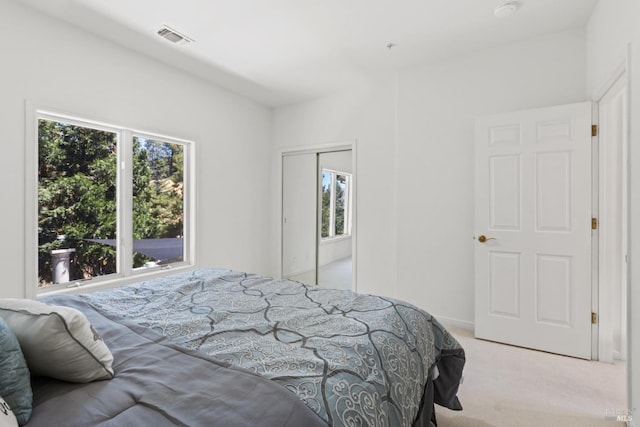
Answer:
[474,102,593,359]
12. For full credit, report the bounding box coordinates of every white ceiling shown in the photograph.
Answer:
[19,0,598,107]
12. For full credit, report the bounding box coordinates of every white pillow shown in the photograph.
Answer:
[0,396,18,427]
[0,299,114,383]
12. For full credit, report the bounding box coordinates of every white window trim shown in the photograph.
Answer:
[321,169,352,241]
[25,105,196,298]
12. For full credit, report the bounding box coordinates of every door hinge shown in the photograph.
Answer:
[592,218,598,230]
[592,124,598,137]
[592,312,598,324]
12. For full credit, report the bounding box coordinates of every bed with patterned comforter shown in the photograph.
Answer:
[33,268,464,426]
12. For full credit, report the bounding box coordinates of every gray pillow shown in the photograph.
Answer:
[0,319,31,425]
[0,299,114,383]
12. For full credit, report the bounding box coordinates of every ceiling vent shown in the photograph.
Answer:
[157,26,193,45]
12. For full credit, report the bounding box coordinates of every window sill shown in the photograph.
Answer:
[36,263,195,297]
[320,235,352,245]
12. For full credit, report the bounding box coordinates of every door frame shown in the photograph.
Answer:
[591,53,630,362]
[277,140,357,291]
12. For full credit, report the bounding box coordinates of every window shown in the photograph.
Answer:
[321,169,352,239]
[33,111,193,291]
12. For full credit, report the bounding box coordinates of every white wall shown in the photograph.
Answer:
[395,29,587,325]
[274,29,587,322]
[0,0,273,298]
[587,0,640,423]
[273,80,398,297]
[320,151,352,174]
[318,238,351,267]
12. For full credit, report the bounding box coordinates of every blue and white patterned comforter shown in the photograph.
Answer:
[81,269,464,426]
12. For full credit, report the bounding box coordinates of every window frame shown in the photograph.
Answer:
[26,107,196,297]
[320,168,352,241]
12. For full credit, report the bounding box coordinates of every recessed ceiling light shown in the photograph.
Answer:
[494,1,520,18]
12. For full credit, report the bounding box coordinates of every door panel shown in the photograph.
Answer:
[282,153,317,284]
[489,251,521,318]
[475,102,592,359]
[490,155,521,230]
[536,151,571,231]
[536,254,572,326]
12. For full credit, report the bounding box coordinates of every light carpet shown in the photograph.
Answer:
[435,326,627,427]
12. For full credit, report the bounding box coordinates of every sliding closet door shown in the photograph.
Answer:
[282,153,317,285]
[317,151,353,290]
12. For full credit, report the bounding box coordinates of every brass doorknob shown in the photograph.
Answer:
[478,235,496,243]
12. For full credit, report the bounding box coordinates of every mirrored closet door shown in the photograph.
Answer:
[282,149,354,290]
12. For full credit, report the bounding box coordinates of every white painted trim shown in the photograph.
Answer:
[120,130,133,276]
[591,100,600,361]
[38,264,197,296]
[277,140,357,292]
[24,103,196,297]
[279,141,353,157]
[319,235,352,245]
[351,141,358,293]
[276,152,283,281]
[319,169,352,240]
[589,45,632,417]
[434,315,474,332]
[24,102,38,299]
[623,44,632,421]
[592,59,628,102]
[593,53,630,364]
[315,155,321,285]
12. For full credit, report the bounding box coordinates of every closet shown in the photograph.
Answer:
[281,148,354,290]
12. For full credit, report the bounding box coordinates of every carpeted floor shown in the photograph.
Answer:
[435,326,628,427]
[288,256,353,290]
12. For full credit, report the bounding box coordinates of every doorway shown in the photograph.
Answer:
[280,144,355,291]
[596,68,629,363]
[474,72,629,364]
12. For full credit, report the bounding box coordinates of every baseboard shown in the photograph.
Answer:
[433,314,474,332]
[283,267,314,279]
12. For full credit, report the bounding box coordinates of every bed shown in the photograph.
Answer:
[6,268,465,426]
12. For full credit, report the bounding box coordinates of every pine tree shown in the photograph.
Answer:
[38,121,183,285]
